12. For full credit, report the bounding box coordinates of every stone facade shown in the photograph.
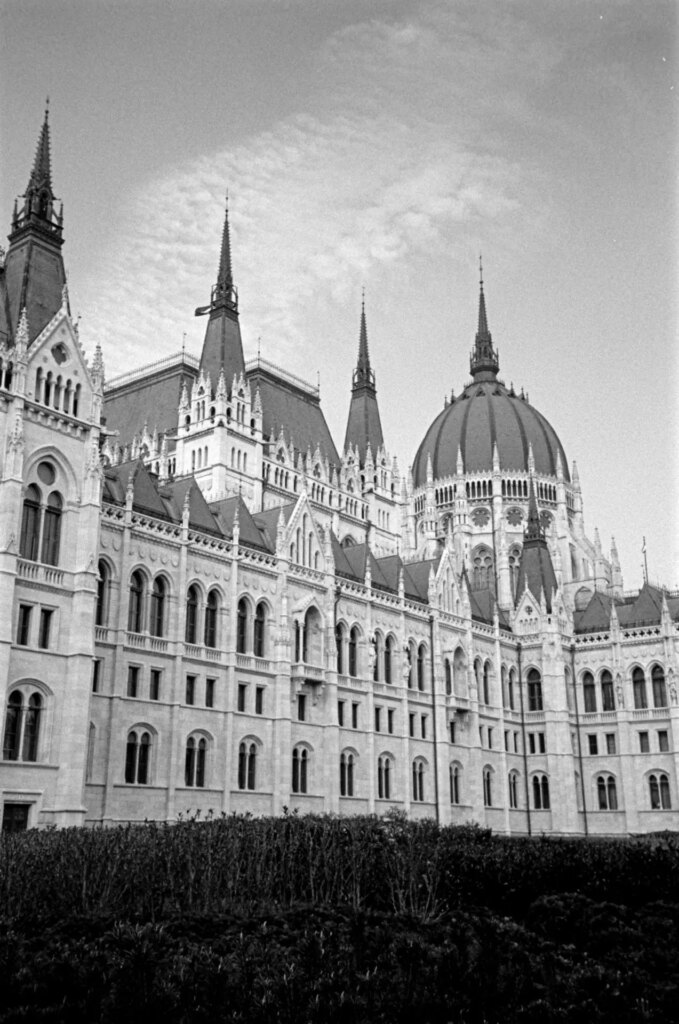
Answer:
[1,112,677,834]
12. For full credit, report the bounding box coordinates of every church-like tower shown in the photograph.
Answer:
[2,104,67,346]
[343,294,385,466]
[195,198,245,390]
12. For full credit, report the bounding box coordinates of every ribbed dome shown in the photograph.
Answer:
[412,379,569,488]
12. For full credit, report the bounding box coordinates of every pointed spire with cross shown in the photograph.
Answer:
[469,256,499,381]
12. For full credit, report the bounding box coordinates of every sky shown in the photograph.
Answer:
[1,0,676,590]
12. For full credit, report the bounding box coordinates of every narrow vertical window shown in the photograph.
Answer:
[253,602,265,657]
[185,675,196,705]
[185,585,198,644]
[128,571,145,633]
[204,590,218,648]
[633,668,647,709]
[150,577,166,637]
[19,485,41,562]
[255,686,264,714]
[3,693,23,760]
[237,599,248,653]
[652,665,668,709]
[38,608,53,649]
[150,669,161,701]
[17,605,32,646]
[348,627,358,677]
[41,492,62,566]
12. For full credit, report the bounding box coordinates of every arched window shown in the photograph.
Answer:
[600,670,615,712]
[378,755,391,799]
[597,774,618,810]
[445,660,452,696]
[412,759,425,802]
[527,669,543,712]
[508,771,519,809]
[253,602,266,658]
[238,741,257,790]
[372,632,382,682]
[450,763,461,805]
[125,730,151,784]
[533,774,550,810]
[335,623,345,675]
[185,585,199,644]
[417,644,426,692]
[128,571,146,633]
[348,627,358,677]
[204,590,219,649]
[41,492,62,565]
[19,484,41,561]
[508,667,516,710]
[292,746,308,794]
[482,661,491,705]
[385,635,395,685]
[582,672,596,712]
[96,561,111,627]
[652,665,668,709]
[453,647,466,697]
[340,752,354,796]
[3,690,43,762]
[483,767,493,807]
[649,773,671,810]
[237,598,248,654]
[185,736,207,788]
[633,667,647,709]
[303,607,322,664]
[406,643,414,689]
[150,577,166,637]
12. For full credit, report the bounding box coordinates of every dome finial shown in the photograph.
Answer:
[470,260,498,381]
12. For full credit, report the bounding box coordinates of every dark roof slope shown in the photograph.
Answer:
[248,363,340,466]
[104,356,199,448]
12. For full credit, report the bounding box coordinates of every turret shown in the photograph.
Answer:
[343,293,386,467]
[195,196,245,390]
[3,104,67,345]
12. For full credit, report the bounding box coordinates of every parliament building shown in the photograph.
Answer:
[0,111,677,834]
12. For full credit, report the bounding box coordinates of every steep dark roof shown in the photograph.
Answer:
[104,355,199,448]
[210,495,272,551]
[163,478,220,534]
[343,298,385,465]
[252,503,295,552]
[248,362,340,466]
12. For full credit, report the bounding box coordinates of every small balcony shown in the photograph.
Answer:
[291,663,325,685]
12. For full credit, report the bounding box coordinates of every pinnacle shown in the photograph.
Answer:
[28,102,53,194]
[217,195,233,288]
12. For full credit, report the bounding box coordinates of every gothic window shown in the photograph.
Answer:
[185,585,199,644]
[412,759,425,802]
[348,627,359,677]
[185,736,207,787]
[372,632,383,682]
[527,669,543,712]
[651,665,668,709]
[483,767,493,807]
[41,492,62,565]
[236,598,248,654]
[445,660,452,696]
[597,774,618,810]
[3,690,43,762]
[385,635,395,685]
[583,671,596,713]
[482,661,491,705]
[292,746,308,794]
[128,571,146,633]
[532,774,550,810]
[471,545,494,590]
[340,751,355,797]
[19,485,42,561]
[450,763,461,805]
[150,577,166,638]
[125,730,151,784]
[417,644,426,692]
[600,670,615,712]
[378,755,392,799]
[649,773,671,810]
[238,741,257,790]
[508,771,519,809]
[303,606,322,664]
[632,667,647,709]
[96,561,111,627]
[508,667,516,710]
[204,590,219,649]
[335,623,346,675]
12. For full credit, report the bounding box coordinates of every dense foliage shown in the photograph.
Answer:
[1,814,678,1022]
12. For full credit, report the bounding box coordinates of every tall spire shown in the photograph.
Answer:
[514,476,557,611]
[469,257,499,382]
[195,195,244,390]
[352,288,375,391]
[11,101,62,243]
[3,105,66,346]
[344,291,385,466]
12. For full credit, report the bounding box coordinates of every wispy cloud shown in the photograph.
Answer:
[82,4,544,377]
